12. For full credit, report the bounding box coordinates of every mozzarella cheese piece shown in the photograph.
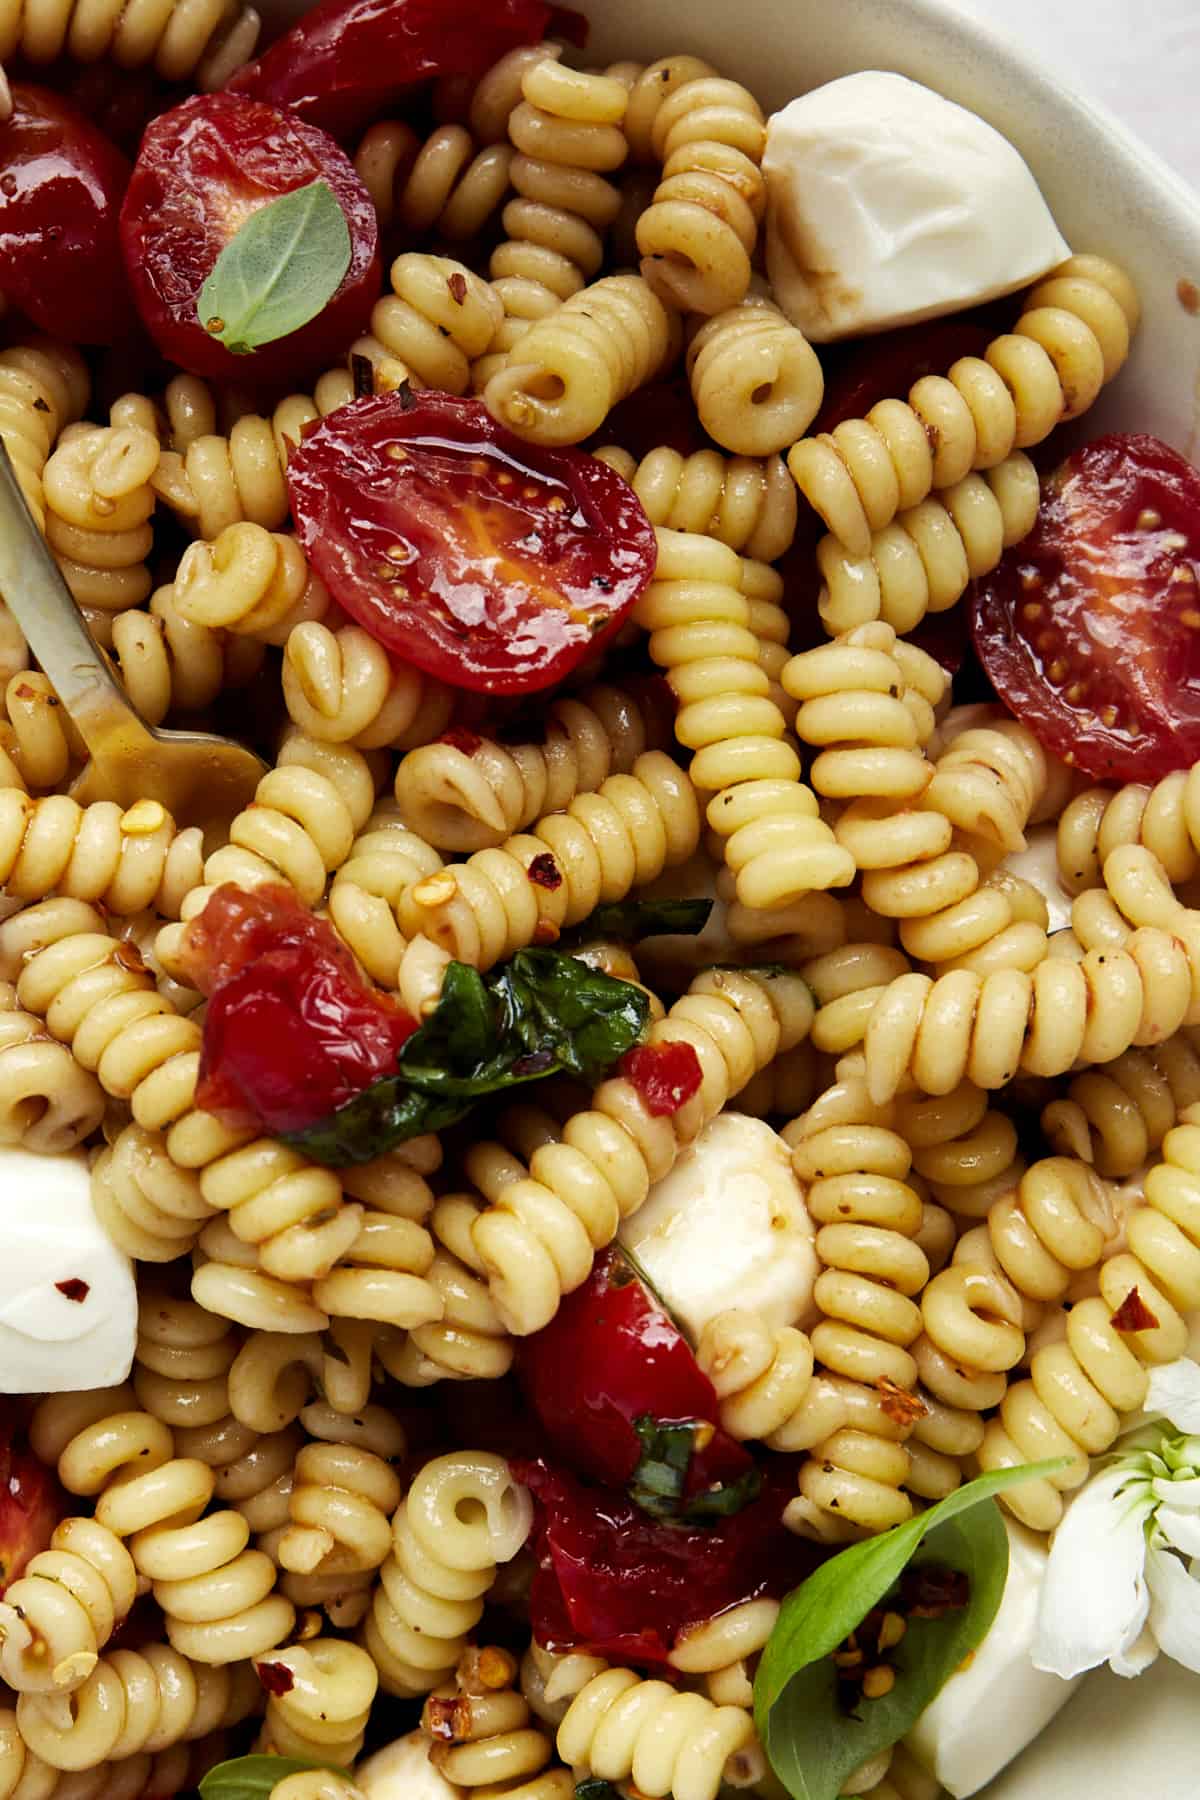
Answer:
[999,821,1074,935]
[903,1517,1082,1797]
[0,1147,137,1392]
[763,72,1070,342]
[618,1113,818,1339]
[358,1730,465,1800]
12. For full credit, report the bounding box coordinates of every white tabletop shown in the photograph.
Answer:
[951,0,1198,190]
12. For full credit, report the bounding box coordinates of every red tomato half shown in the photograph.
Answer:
[287,392,658,695]
[228,0,581,140]
[972,433,1200,784]
[119,93,379,384]
[0,85,131,344]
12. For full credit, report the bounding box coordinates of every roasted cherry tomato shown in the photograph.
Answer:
[182,884,416,1135]
[519,1249,753,1501]
[0,1407,66,1593]
[228,0,581,140]
[514,1456,820,1665]
[287,392,658,695]
[971,433,1200,784]
[119,93,379,384]
[0,85,131,344]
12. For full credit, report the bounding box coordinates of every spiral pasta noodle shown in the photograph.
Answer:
[0,671,82,792]
[362,1452,532,1698]
[1056,761,1200,896]
[635,74,767,317]
[815,451,1042,638]
[687,296,824,456]
[171,522,333,645]
[463,966,814,1334]
[0,789,202,918]
[1042,1027,1200,1176]
[0,0,260,85]
[326,802,445,987]
[358,253,503,396]
[107,576,265,728]
[42,423,158,623]
[282,622,458,751]
[594,443,797,562]
[787,1057,931,1534]
[421,1644,573,1800]
[378,1208,515,1386]
[695,1310,846,1450]
[257,1639,379,1767]
[355,120,514,240]
[634,528,854,910]
[0,981,105,1151]
[784,622,946,805]
[557,1665,757,1800]
[0,337,90,534]
[392,679,674,852]
[484,273,680,447]
[0,1509,138,1695]
[787,255,1141,557]
[480,57,630,385]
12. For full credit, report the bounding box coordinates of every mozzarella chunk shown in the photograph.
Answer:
[619,1113,817,1339]
[763,72,1069,342]
[0,1147,137,1392]
[1000,822,1074,935]
[359,1729,464,1800]
[903,1518,1082,1797]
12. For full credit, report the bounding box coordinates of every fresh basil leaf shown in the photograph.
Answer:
[575,1783,622,1800]
[199,1754,350,1800]
[754,1460,1069,1800]
[628,1415,762,1523]
[761,1510,1005,1800]
[568,898,714,943]
[285,948,650,1166]
[197,179,351,356]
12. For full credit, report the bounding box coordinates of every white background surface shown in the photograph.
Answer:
[951,0,1198,189]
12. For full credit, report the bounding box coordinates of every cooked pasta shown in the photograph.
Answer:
[359,253,503,396]
[557,1666,757,1800]
[686,296,824,456]
[1056,762,1200,895]
[1042,1028,1200,1175]
[788,255,1140,557]
[0,790,202,917]
[594,443,797,561]
[257,1638,379,1766]
[0,337,90,534]
[171,523,333,644]
[0,0,259,84]
[421,1643,573,1800]
[42,423,158,625]
[784,622,946,804]
[355,120,514,240]
[0,982,105,1151]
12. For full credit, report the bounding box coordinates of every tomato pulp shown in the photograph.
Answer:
[119,93,379,384]
[287,392,658,694]
[0,85,131,344]
[972,433,1200,784]
[182,884,416,1135]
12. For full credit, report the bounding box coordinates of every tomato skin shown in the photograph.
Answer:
[119,93,380,384]
[514,1456,820,1665]
[972,433,1200,785]
[227,0,578,140]
[621,1043,703,1117]
[0,85,131,344]
[182,884,416,1135]
[0,1415,66,1594]
[287,392,658,696]
[519,1249,752,1495]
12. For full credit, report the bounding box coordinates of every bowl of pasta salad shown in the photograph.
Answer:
[0,0,1199,1797]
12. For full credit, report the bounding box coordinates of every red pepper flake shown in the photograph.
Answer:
[447,271,469,304]
[423,1694,468,1741]
[528,852,563,891]
[1111,1286,1160,1332]
[876,1376,928,1427]
[621,1042,703,1116]
[54,1279,89,1303]
[440,727,483,755]
[255,1660,295,1695]
[901,1565,969,1618]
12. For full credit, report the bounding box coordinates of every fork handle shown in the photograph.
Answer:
[0,440,159,761]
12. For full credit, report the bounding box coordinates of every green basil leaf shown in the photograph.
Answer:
[575,1782,622,1800]
[199,1754,350,1800]
[760,1509,1006,1800]
[567,898,714,943]
[285,948,650,1166]
[628,1415,763,1523]
[754,1459,1070,1800]
[197,179,351,356]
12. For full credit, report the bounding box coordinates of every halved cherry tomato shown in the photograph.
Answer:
[519,1248,753,1500]
[0,85,131,344]
[182,884,416,1135]
[228,0,583,140]
[515,1456,821,1665]
[972,433,1200,784]
[119,93,379,384]
[287,392,658,695]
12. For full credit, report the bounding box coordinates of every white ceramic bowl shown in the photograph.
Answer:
[259,0,1200,1789]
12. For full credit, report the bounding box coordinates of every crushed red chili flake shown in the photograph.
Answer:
[1111,1286,1160,1332]
[255,1660,295,1695]
[447,271,468,304]
[528,852,563,890]
[54,1279,89,1303]
[424,1695,466,1741]
[876,1377,929,1427]
[901,1565,969,1619]
[441,726,483,755]
[621,1041,703,1116]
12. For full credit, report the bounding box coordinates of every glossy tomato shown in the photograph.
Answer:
[972,433,1200,784]
[519,1248,752,1501]
[228,0,581,140]
[182,884,416,1135]
[119,93,379,384]
[287,392,658,695]
[0,85,131,344]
